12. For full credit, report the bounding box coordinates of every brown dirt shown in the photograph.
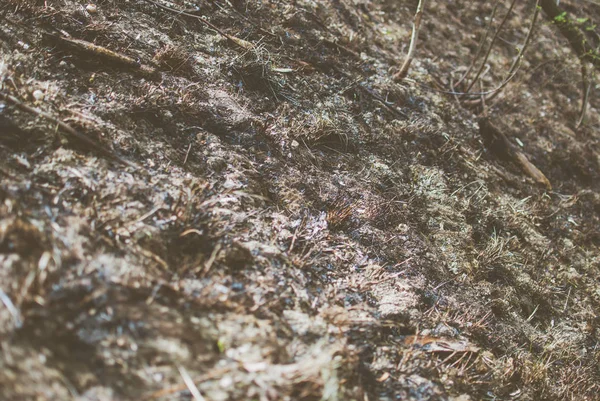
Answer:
[1,0,599,400]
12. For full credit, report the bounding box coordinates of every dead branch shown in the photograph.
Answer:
[465,0,541,106]
[576,62,593,128]
[141,0,254,50]
[0,91,137,168]
[456,0,501,88]
[479,117,551,189]
[393,0,425,82]
[462,0,518,94]
[45,33,159,79]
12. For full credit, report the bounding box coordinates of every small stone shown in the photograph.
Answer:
[32,89,44,101]
[86,4,97,13]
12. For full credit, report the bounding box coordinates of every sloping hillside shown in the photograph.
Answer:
[1,1,599,400]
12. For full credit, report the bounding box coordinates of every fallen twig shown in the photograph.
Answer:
[0,288,22,328]
[208,0,277,39]
[0,91,137,168]
[142,0,254,50]
[358,85,408,119]
[479,117,551,189]
[146,367,232,399]
[44,33,159,79]
[462,0,541,106]
[333,65,408,118]
[177,366,207,401]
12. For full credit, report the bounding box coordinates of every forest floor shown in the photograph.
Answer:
[1,0,600,400]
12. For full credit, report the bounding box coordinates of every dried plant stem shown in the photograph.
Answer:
[479,117,551,189]
[466,0,541,105]
[177,366,206,401]
[455,0,500,88]
[393,0,425,82]
[463,0,517,94]
[142,0,254,50]
[576,63,593,128]
[0,289,22,328]
[46,34,159,79]
[0,91,137,168]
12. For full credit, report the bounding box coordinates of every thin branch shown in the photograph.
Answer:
[463,0,518,94]
[465,0,541,105]
[45,33,159,79]
[141,0,254,50]
[455,0,501,88]
[177,366,206,401]
[0,91,137,168]
[576,62,593,128]
[479,117,551,189]
[393,0,425,82]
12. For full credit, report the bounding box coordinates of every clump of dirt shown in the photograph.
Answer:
[1,0,599,400]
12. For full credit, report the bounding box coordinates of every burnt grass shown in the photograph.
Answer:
[1,0,600,400]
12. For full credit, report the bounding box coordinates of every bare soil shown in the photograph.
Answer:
[1,1,599,400]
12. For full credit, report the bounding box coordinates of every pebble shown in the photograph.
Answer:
[86,4,97,13]
[32,89,44,101]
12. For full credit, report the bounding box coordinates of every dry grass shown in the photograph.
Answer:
[1,0,600,400]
